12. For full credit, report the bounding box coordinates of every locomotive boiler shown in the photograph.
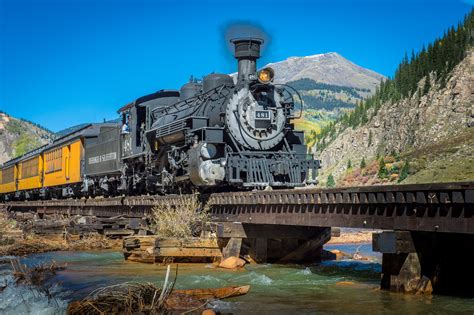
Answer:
[0,38,320,200]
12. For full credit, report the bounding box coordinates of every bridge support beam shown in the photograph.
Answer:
[373,231,474,297]
[215,222,331,263]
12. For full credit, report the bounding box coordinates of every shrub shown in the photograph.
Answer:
[326,174,336,188]
[398,161,410,182]
[13,134,40,157]
[150,194,209,239]
[378,158,389,179]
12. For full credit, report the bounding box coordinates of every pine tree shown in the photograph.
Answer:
[347,159,352,169]
[360,157,366,169]
[368,130,373,147]
[423,76,431,95]
[326,174,336,188]
[378,157,388,179]
[398,161,410,182]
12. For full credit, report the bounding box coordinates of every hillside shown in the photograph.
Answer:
[314,12,473,187]
[0,112,55,164]
[287,78,370,110]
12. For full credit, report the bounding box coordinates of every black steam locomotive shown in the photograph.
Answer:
[86,38,320,195]
[0,39,320,200]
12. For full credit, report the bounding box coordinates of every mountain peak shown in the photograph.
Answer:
[263,52,384,92]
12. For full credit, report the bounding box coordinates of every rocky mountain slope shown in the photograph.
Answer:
[257,53,385,141]
[0,112,55,164]
[315,51,473,185]
[263,52,385,92]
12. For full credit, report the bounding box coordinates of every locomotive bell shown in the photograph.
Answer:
[231,38,263,84]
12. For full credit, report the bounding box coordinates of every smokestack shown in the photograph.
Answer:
[231,38,263,84]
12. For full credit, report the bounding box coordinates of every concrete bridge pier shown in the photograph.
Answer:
[373,231,474,297]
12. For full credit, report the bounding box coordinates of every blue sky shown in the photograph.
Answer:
[0,0,472,132]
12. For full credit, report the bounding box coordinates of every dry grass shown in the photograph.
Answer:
[10,258,66,286]
[0,233,121,256]
[67,282,169,315]
[150,194,210,239]
[0,206,16,234]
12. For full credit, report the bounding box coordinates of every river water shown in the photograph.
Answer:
[1,244,473,314]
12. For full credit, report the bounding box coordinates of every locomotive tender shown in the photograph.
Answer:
[0,39,320,200]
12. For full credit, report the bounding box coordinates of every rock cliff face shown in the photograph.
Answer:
[0,113,55,164]
[316,52,473,183]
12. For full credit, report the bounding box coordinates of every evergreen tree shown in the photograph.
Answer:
[360,157,367,169]
[347,159,352,169]
[398,161,410,182]
[368,130,373,147]
[423,76,431,95]
[378,158,388,179]
[326,174,336,188]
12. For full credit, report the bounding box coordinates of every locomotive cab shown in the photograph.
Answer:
[118,90,180,158]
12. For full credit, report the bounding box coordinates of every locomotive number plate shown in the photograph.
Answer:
[255,110,270,120]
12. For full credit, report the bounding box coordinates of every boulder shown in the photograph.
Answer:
[219,256,246,269]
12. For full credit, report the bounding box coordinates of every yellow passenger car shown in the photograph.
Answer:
[43,139,83,188]
[0,123,120,200]
[0,164,17,194]
[17,155,43,191]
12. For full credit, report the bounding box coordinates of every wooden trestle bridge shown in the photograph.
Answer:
[3,181,474,296]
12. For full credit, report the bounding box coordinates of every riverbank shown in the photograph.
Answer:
[0,228,376,258]
[327,228,380,245]
[0,234,122,256]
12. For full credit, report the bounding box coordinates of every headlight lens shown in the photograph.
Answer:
[257,67,274,84]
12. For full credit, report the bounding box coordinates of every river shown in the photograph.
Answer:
[1,244,473,314]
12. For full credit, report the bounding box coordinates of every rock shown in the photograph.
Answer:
[321,250,336,260]
[329,249,346,260]
[415,276,433,295]
[336,281,355,286]
[242,254,257,264]
[218,256,246,269]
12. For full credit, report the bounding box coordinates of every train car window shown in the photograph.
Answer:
[21,158,39,179]
[45,148,63,173]
[136,106,146,147]
[1,167,14,184]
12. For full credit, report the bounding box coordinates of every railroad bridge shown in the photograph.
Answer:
[3,181,474,296]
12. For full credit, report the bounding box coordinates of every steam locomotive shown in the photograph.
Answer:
[0,39,320,200]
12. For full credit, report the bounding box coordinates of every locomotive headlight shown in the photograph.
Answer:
[257,67,274,84]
